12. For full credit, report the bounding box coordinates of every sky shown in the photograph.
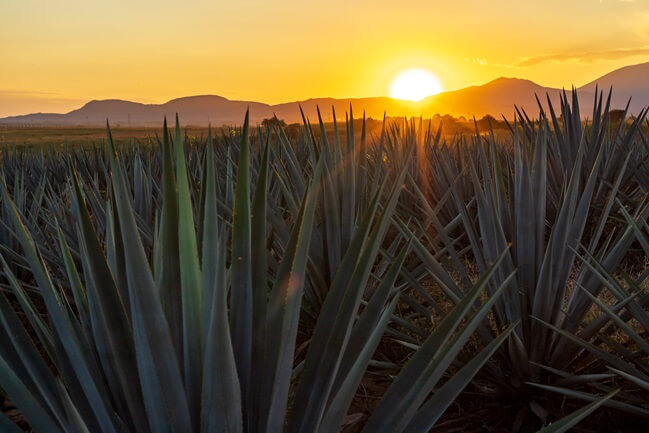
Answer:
[1,0,649,116]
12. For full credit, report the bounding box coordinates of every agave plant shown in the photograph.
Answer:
[396,89,649,428]
[529,200,649,418]
[0,113,513,432]
[268,107,400,317]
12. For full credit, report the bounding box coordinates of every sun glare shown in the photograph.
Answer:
[389,69,443,101]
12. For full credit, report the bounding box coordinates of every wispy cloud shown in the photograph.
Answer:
[0,89,63,97]
[464,57,488,65]
[464,57,521,69]
[517,47,649,67]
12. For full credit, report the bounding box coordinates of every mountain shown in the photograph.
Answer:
[2,62,649,126]
[422,77,564,119]
[578,62,649,113]
[3,96,274,126]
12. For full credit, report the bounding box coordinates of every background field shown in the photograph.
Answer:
[0,115,517,148]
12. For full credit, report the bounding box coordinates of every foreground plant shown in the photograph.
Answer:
[388,90,649,431]
[531,201,649,417]
[0,114,512,433]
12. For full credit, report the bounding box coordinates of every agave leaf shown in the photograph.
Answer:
[0,286,68,429]
[261,157,324,431]
[320,154,343,285]
[0,357,64,433]
[201,126,219,334]
[330,243,411,395]
[319,293,400,433]
[530,383,647,416]
[535,390,618,433]
[201,236,242,433]
[532,317,649,382]
[530,361,614,387]
[230,109,254,424]
[341,106,356,249]
[200,125,243,433]
[61,224,91,336]
[173,115,204,424]
[106,123,192,433]
[289,162,408,433]
[363,250,511,433]
[607,367,649,393]
[105,193,130,319]
[575,285,649,354]
[156,117,183,365]
[0,179,119,433]
[0,255,53,354]
[406,323,517,433]
[250,133,271,427]
[69,170,149,433]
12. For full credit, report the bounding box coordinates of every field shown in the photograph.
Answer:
[0,125,222,148]
[0,114,514,149]
[1,93,649,433]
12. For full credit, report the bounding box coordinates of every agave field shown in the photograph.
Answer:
[1,90,649,433]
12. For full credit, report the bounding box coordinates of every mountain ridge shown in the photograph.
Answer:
[3,62,649,126]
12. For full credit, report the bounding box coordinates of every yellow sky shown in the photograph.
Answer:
[2,0,649,116]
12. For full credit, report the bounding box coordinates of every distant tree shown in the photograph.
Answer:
[608,109,626,125]
[261,118,287,129]
[287,124,299,140]
[476,114,506,131]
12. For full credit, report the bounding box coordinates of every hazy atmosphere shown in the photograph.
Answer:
[2,0,649,116]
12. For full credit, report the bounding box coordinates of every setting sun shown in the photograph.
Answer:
[389,69,443,101]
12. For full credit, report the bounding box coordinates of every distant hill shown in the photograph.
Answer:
[2,96,273,127]
[578,62,649,113]
[422,77,564,119]
[2,62,649,126]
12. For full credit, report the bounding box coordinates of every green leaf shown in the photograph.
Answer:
[174,114,204,425]
[105,122,192,433]
[535,390,618,433]
[156,117,183,365]
[363,250,511,433]
[0,357,64,433]
[406,323,517,432]
[69,170,149,433]
[261,157,324,431]
[0,178,119,433]
[250,133,271,429]
[200,125,243,433]
[230,109,254,424]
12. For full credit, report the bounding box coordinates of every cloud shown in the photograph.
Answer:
[464,57,488,65]
[0,89,62,97]
[464,57,521,69]
[517,47,649,67]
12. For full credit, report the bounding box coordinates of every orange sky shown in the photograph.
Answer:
[2,0,649,117]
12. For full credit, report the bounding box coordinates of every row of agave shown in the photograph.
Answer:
[0,89,647,432]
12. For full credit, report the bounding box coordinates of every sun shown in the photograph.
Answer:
[389,68,443,101]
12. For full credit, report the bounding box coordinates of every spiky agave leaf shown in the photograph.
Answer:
[0,112,518,433]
